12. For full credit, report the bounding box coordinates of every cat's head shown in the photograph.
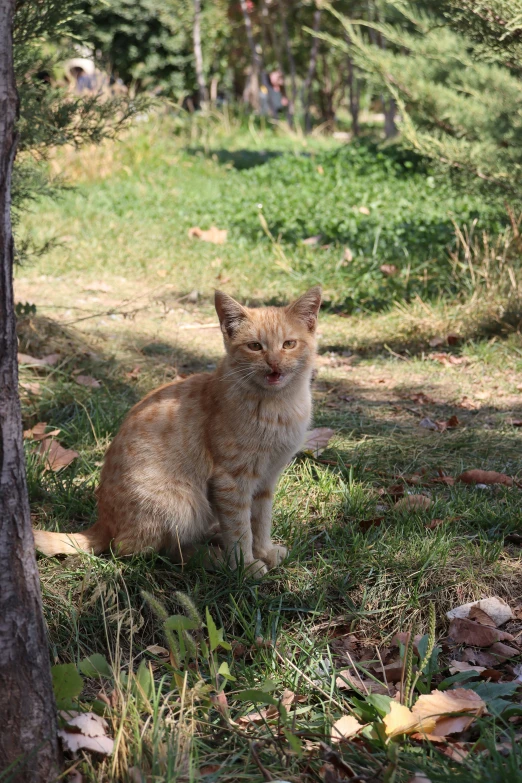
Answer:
[215,287,321,392]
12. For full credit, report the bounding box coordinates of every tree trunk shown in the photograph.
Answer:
[239,0,274,116]
[347,55,360,136]
[384,96,397,138]
[239,0,262,112]
[192,0,207,107]
[0,0,61,780]
[278,0,297,127]
[303,7,321,134]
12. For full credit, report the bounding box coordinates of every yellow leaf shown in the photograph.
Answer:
[383,702,436,738]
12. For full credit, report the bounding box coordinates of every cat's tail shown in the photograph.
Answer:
[33,522,110,556]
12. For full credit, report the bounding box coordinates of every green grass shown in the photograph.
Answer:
[14,117,522,782]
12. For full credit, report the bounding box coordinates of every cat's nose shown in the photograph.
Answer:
[267,360,281,373]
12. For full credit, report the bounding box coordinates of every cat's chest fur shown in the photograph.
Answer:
[218,383,311,470]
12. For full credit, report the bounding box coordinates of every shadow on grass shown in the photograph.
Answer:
[185,145,284,170]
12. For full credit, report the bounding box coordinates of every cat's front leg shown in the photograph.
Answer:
[211,473,268,577]
[251,480,287,569]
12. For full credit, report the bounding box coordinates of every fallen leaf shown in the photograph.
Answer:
[200,765,221,777]
[449,660,485,674]
[188,226,227,244]
[440,415,460,431]
[380,263,397,276]
[488,642,520,661]
[432,476,456,486]
[447,334,460,346]
[20,381,41,394]
[38,438,79,472]
[429,336,445,348]
[343,247,353,262]
[237,704,279,725]
[510,420,522,427]
[125,366,141,379]
[302,235,321,246]
[426,518,446,530]
[461,648,499,667]
[447,597,514,627]
[211,690,229,716]
[18,352,60,367]
[58,711,114,756]
[331,714,364,743]
[448,618,514,647]
[480,668,503,681]
[24,421,47,439]
[468,606,496,627]
[302,427,336,457]
[428,353,466,367]
[412,688,485,738]
[359,516,385,532]
[145,645,169,657]
[75,375,101,389]
[411,392,436,405]
[438,742,469,762]
[24,422,61,442]
[359,206,370,215]
[383,701,436,738]
[336,670,391,695]
[394,495,432,512]
[457,470,513,487]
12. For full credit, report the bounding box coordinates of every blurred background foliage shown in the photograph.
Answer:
[12,0,522,308]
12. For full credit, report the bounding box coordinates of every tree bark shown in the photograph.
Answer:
[239,0,262,112]
[347,55,360,136]
[303,7,322,134]
[278,0,297,127]
[239,0,274,116]
[0,0,61,780]
[192,0,208,107]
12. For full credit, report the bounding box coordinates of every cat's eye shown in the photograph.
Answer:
[283,340,297,349]
[247,342,263,351]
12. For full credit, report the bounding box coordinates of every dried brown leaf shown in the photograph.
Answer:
[188,226,227,244]
[449,660,485,675]
[302,427,336,457]
[488,642,520,661]
[468,606,496,627]
[38,438,79,472]
[448,618,514,647]
[75,375,101,389]
[380,263,397,275]
[58,711,114,756]
[331,714,364,743]
[447,597,513,627]
[457,470,513,487]
[412,688,485,738]
[18,352,60,367]
[395,495,432,512]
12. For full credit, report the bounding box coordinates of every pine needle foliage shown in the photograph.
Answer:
[323,1,522,204]
[13,0,147,262]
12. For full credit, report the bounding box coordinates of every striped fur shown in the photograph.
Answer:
[34,287,322,577]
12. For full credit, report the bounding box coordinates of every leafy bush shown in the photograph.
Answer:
[190,140,506,307]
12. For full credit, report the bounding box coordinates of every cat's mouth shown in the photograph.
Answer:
[266,371,283,386]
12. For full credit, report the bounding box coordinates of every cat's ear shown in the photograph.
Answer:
[287,286,322,331]
[215,290,248,337]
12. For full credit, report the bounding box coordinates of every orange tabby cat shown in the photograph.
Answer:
[34,287,321,576]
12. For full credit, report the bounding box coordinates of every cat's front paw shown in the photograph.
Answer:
[262,545,288,569]
[245,558,269,579]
